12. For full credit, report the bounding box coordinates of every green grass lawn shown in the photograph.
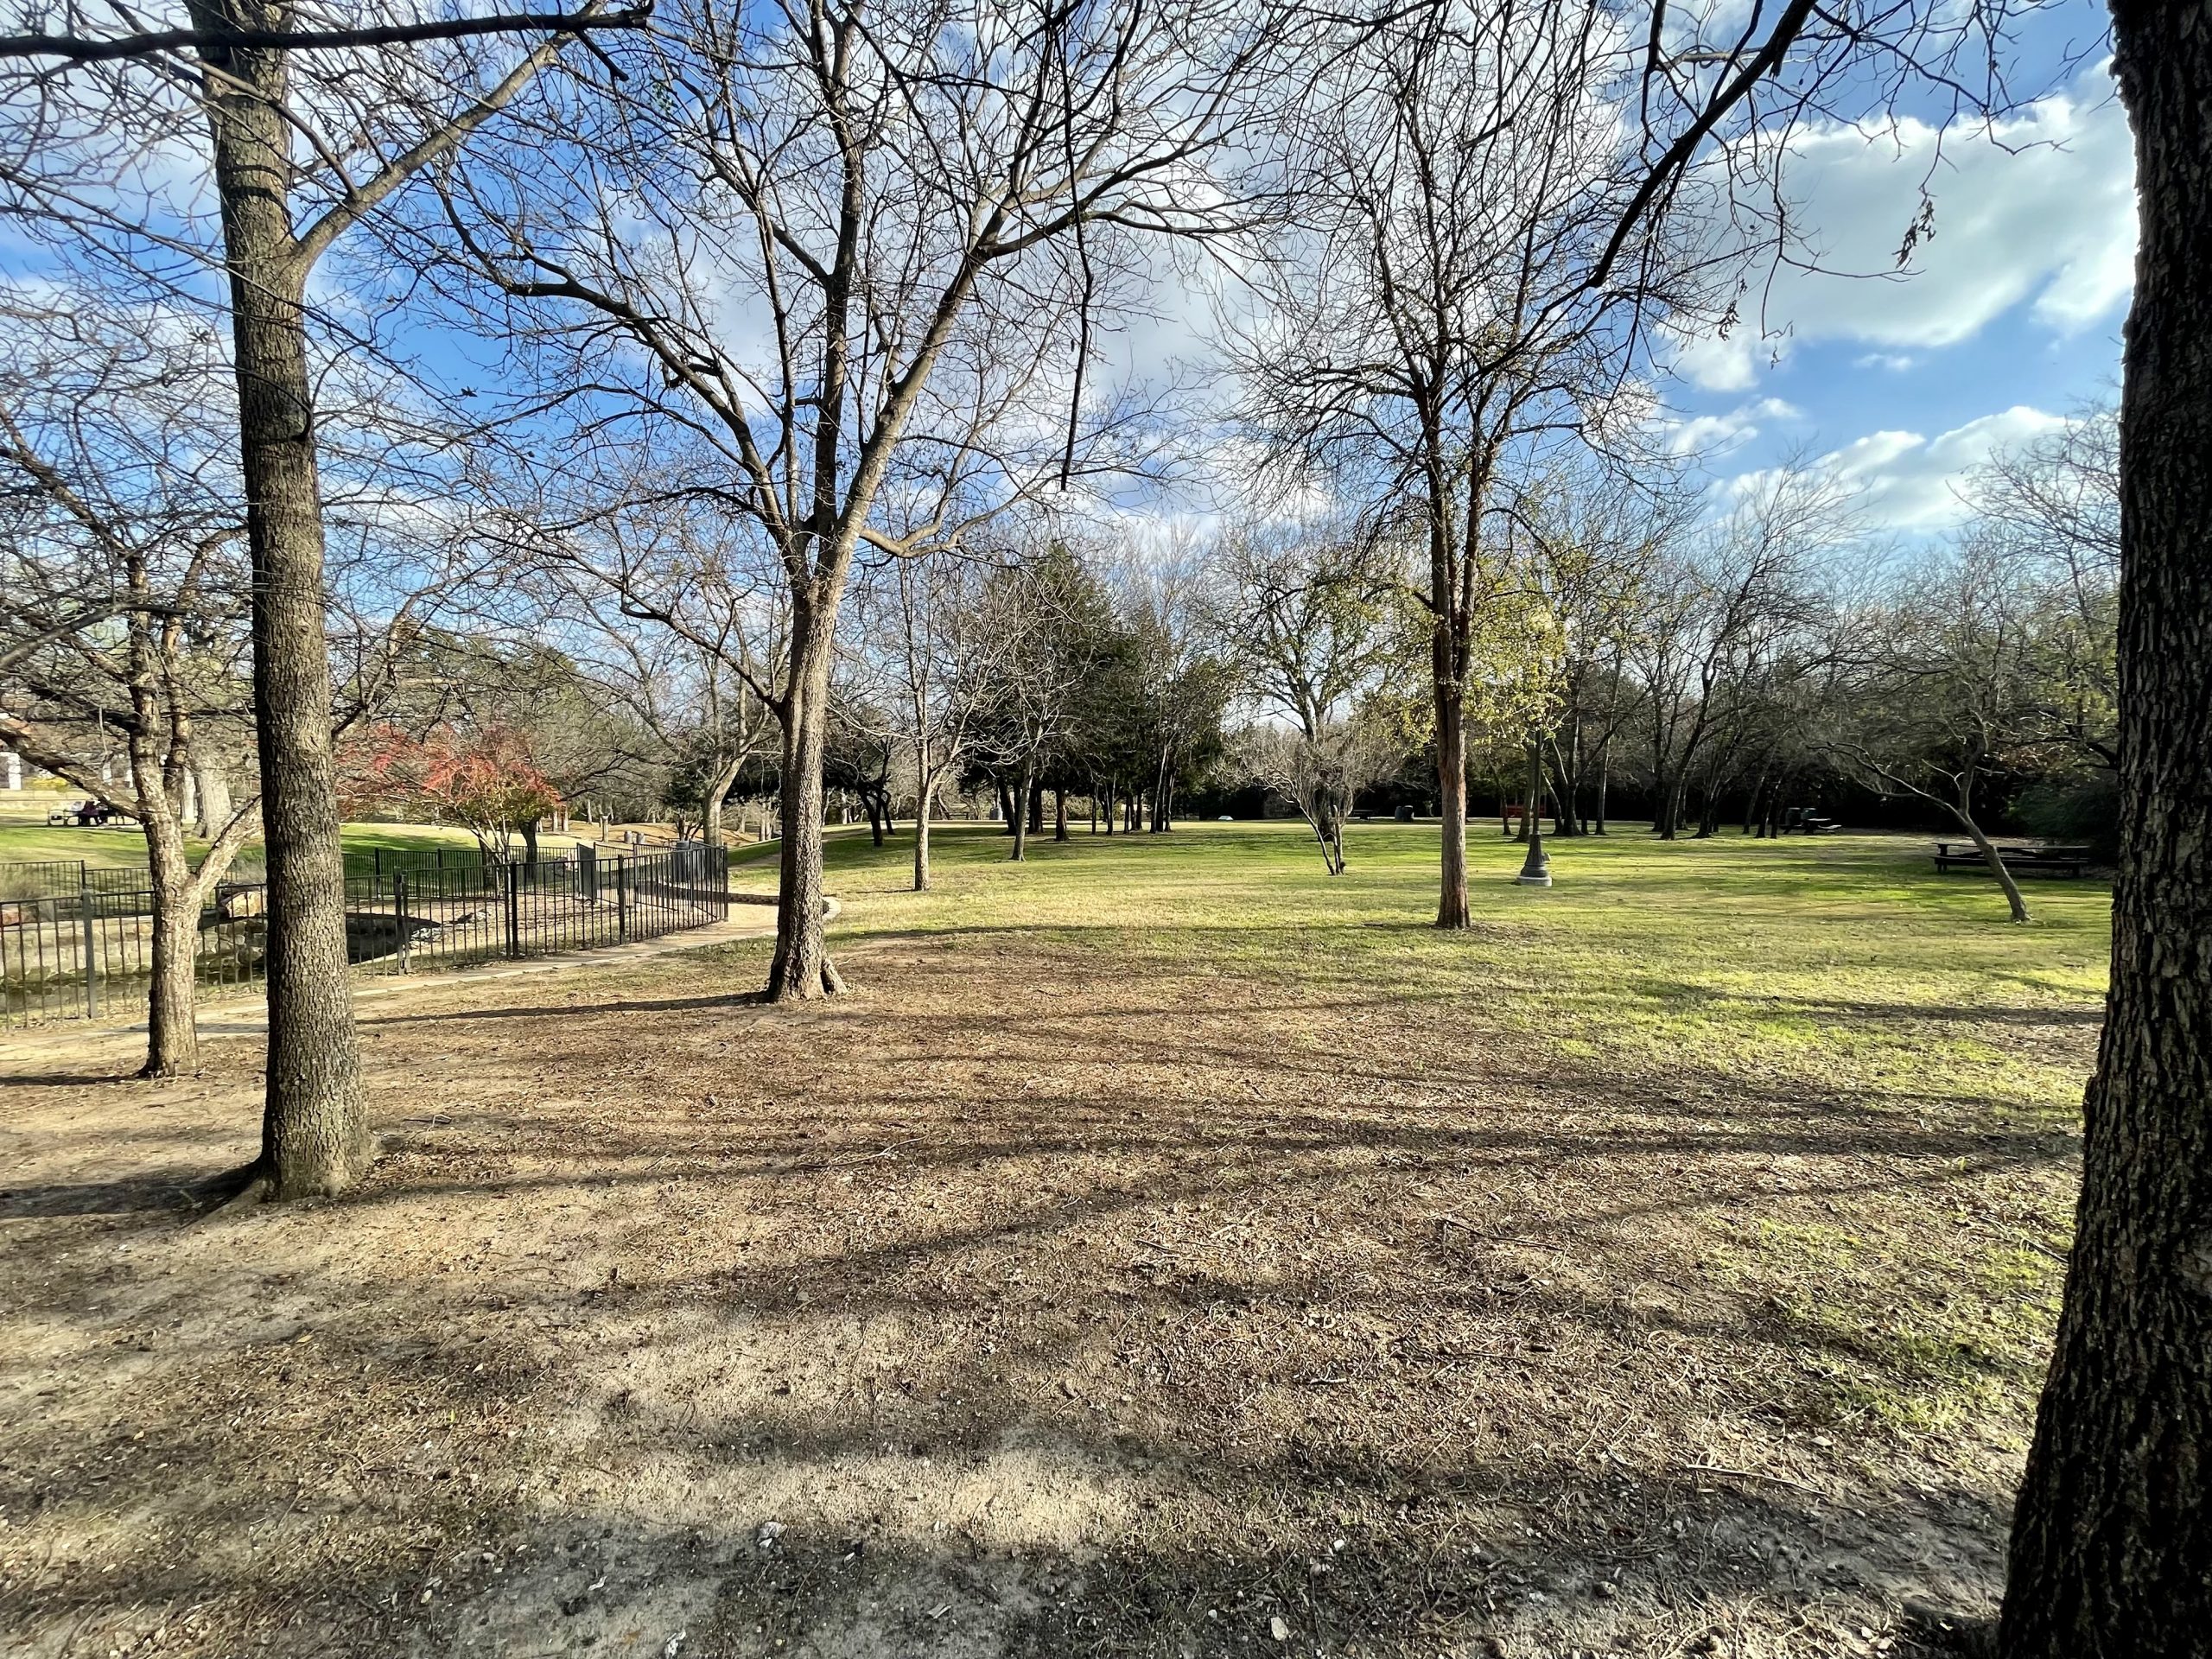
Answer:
[0,810,594,874]
[728,817,2102,1448]
[3,814,2105,1653]
[743,818,2110,1127]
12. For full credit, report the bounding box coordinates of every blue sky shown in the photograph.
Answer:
[1662,2,2129,531]
[0,0,2129,550]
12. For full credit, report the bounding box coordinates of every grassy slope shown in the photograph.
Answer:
[749,819,2108,1128]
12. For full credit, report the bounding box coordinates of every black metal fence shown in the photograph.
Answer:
[0,845,731,1030]
[0,859,164,906]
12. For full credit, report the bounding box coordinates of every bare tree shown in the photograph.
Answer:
[1964,404,2120,772]
[1821,544,2049,922]
[0,1,634,1195]
[1211,509,1407,870]
[417,0,1287,997]
[849,552,1016,891]
[0,293,262,1076]
[1211,513,1401,738]
[483,480,790,849]
[1233,715,1396,876]
[1239,1,1723,927]
[1630,463,1843,838]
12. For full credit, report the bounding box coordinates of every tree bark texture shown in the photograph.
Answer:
[766,601,839,1000]
[1434,686,1471,927]
[141,810,201,1077]
[1009,760,1034,861]
[195,4,368,1195]
[1999,4,2212,1648]
[911,745,933,892]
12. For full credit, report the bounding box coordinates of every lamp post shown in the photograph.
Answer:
[1516,823,1552,887]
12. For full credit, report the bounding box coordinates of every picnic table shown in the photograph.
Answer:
[1932,842,2093,878]
[1780,807,1840,833]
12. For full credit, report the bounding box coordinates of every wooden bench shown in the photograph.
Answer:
[1932,842,2092,878]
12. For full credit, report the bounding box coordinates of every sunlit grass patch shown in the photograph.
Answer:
[764,819,2107,1124]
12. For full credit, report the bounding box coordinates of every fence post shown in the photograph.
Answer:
[504,861,521,959]
[394,871,410,974]
[615,857,628,943]
[79,872,98,1019]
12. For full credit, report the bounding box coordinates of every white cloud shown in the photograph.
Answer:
[1730,404,2069,531]
[1663,396,1802,456]
[1671,70,2134,387]
[1853,352,1917,372]
[1671,329,1768,392]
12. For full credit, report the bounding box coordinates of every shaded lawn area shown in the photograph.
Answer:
[0,823,2102,1658]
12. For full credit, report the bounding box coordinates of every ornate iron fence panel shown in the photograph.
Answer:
[0,845,731,1030]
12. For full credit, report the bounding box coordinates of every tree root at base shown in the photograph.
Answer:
[1898,1601,1997,1657]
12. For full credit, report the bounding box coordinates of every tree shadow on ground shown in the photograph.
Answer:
[0,930,2083,1657]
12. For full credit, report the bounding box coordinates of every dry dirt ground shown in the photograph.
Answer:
[0,905,2084,1659]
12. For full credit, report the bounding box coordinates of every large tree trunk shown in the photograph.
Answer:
[196,8,368,1197]
[702,752,744,849]
[1999,5,2212,1646]
[1592,739,1610,836]
[766,600,841,1001]
[192,754,233,839]
[1010,758,1034,861]
[913,784,933,892]
[1435,685,1471,928]
[1053,785,1068,842]
[912,742,934,892]
[142,815,202,1079]
[1549,734,1580,837]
